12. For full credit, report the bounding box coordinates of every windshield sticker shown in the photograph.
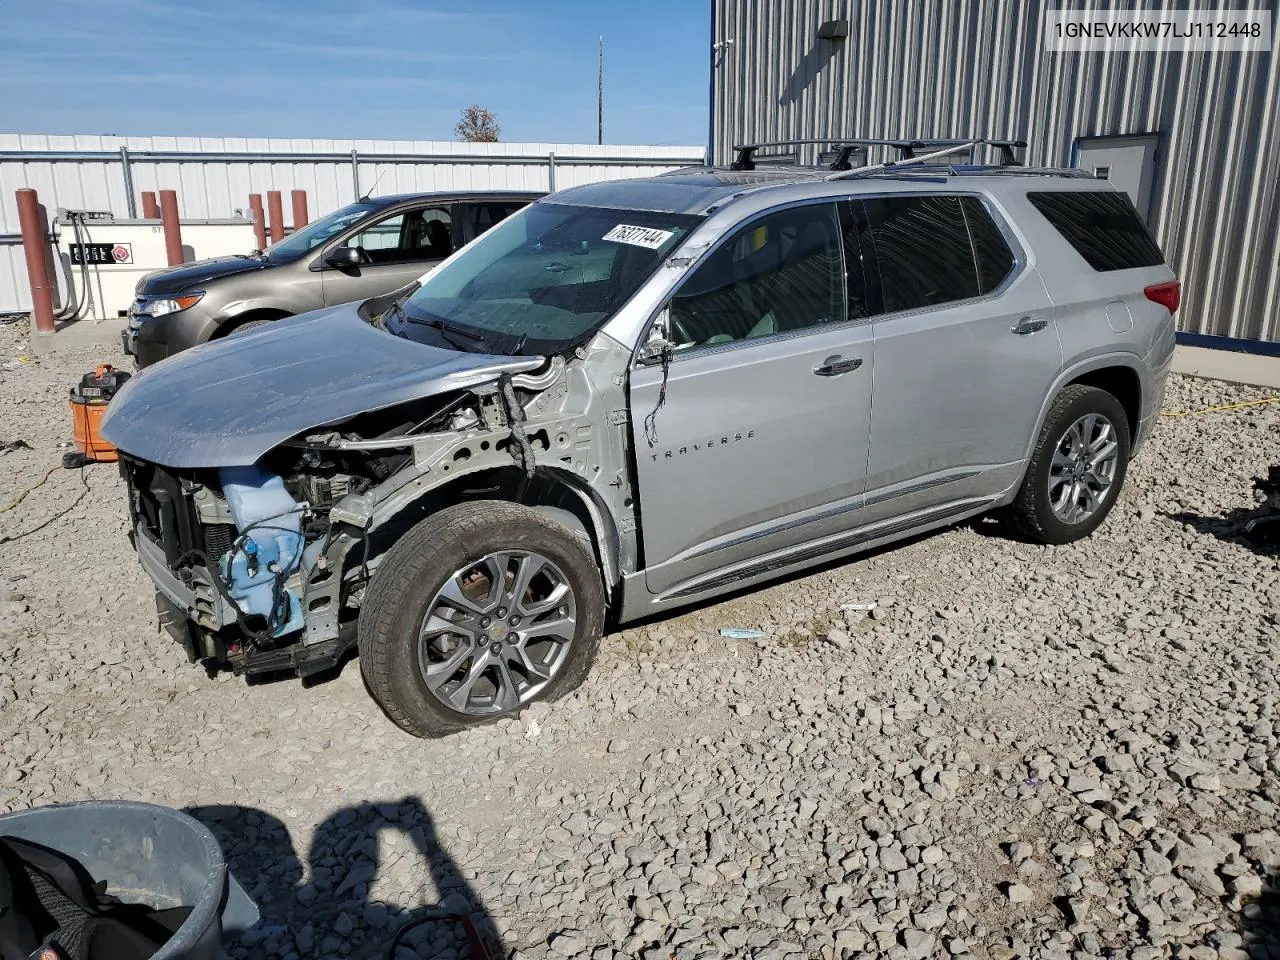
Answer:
[602,224,675,250]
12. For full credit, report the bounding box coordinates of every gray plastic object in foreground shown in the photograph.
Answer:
[0,800,259,960]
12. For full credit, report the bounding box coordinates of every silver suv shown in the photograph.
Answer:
[102,139,1178,737]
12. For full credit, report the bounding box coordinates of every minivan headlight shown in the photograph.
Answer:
[137,293,204,317]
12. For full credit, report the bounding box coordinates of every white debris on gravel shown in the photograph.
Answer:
[1,319,1278,960]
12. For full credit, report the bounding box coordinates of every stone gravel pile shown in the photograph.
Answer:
[0,320,1277,960]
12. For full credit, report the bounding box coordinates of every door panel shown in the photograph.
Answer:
[627,200,874,597]
[864,267,1059,522]
[858,193,1061,523]
[630,328,874,595]
[322,260,435,306]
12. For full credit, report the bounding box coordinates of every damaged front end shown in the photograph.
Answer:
[114,340,631,679]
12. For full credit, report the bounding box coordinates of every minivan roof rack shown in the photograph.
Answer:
[730,137,1027,171]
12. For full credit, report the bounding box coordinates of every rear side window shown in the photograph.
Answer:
[1026,191,1164,272]
[863,195,981,313]
[455,201,528,246]
[960,197,1016,293]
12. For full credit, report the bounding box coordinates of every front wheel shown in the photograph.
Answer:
[1004,384,1131,545]
[358,501,604,738]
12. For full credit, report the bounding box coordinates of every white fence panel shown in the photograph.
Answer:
[0,134,704,313]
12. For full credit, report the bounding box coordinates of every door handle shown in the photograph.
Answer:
[813,355,864,377]
[1011,316,1049,335]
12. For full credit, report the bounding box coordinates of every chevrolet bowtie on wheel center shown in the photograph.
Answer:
[102,137,1178,737]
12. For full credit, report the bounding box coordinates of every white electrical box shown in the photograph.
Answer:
[54,216,257,324]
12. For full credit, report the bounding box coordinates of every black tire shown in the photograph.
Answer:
[357,501,605,738]
[1004,384,1131,545]
[231,316,276,333]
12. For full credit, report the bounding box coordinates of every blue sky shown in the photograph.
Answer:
[0,0,710,145]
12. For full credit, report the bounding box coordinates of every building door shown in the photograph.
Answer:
[1073,135,1159,222]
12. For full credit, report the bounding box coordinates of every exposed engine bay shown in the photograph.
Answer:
[116,340,636,678]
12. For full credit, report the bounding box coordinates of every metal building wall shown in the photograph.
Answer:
[0,135,704,313]
[712,0,1280,343]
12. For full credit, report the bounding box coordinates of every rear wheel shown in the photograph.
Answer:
[1004,384,1130,544]
[358,501,604,738]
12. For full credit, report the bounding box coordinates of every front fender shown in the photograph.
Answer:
[216,298,304,332]
[367,460,622,592]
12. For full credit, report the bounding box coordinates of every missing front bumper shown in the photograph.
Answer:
[153,587,353,678]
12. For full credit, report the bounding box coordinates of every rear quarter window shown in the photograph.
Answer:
[959,197,1016,294]
[1027,190,1164,272]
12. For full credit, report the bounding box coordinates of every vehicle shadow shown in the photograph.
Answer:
[1165,507,1280,558]
[185,797,505,960]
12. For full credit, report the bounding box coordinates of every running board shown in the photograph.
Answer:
[659,497,995,603]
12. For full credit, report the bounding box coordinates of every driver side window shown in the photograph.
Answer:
[346,207,452,264]
[668,202,845,350]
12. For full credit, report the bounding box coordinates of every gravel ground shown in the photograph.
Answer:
[1,319,1278,960]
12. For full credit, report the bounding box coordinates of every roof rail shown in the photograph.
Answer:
[841,164,1097,182]
[730,137,1027,171]
[825,138,1029,181]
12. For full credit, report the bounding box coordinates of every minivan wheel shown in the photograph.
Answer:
[1004,384,1131,545]
[357,501,605,738]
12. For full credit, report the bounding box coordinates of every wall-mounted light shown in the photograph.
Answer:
[817,19,850,40]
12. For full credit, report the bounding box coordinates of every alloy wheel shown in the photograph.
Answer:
[416,550,577,715]
[1047,412,1120,524]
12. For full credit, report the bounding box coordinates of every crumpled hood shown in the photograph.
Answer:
[101,303,542,468]
[136,256,267,295]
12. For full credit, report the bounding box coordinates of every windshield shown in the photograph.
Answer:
[264,202,380,263]
[387,202,702,355]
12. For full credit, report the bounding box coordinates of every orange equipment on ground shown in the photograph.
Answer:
[65,365,131,468]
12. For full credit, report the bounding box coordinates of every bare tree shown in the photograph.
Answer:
[454,106,500,143]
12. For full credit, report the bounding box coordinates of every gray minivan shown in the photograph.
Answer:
[124,191,540,366]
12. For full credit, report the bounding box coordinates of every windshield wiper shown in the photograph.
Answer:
[401,314,487,352]
[374,284,420,329]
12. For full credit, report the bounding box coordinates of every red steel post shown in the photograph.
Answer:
[290,189,309,230]
[15,189,55,333]
[141,191,159,219]
[248,194,267,250]
[159,189,183,266]
[267,190,284,243]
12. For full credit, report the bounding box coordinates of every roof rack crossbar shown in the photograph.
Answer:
[731,136,1027,171]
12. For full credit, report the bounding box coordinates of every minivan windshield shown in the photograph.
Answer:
[387,202,701,355]
[264,201,380,263]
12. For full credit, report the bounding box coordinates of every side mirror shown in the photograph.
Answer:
[325,246,361,268]
[637,313,675,364]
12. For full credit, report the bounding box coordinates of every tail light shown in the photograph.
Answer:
[1144,280,1181,314]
